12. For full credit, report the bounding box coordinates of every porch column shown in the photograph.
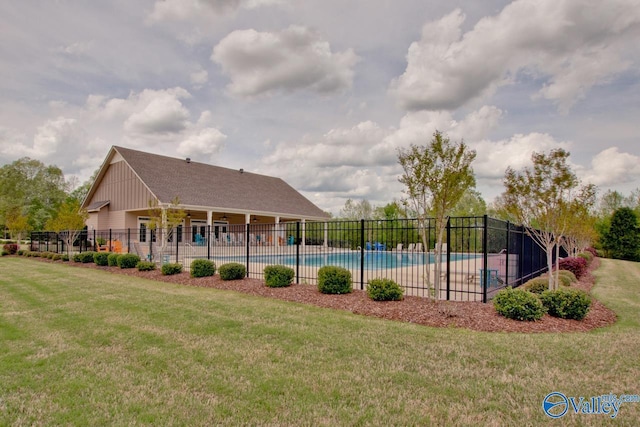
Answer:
[275,216,280,247]
[245,213,251,224]
[301,218,306,249]
[207,210,213,227]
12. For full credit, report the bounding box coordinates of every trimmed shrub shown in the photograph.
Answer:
[51,254,62,261]
[557,269,577,284]
[136,261,156,271]
[558,257,588,280]
[366,278,404,301]
[264,265,295,288]
[17,249,26,256]
[219,262,247,281]
[190,259,216,278]
[577,251,593,264]
[523,277,549,294]
[3,243,18,255]
[72,253,82,262]
[117,253,140,269]
[61,254,69,262]
[93,252,110,266]
[107,253,120,267]
[1,250,8,256]
[493,287,545,321]
[78,251,96,263]
[540,288,591,320]
[317,266,352,294]
[161,263,182,275]
[584,247,598,258]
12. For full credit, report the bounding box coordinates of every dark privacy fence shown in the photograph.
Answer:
[31,216,560,302]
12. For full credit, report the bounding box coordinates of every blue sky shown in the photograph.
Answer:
[1,0,639,214]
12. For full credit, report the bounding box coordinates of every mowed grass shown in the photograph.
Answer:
[0,258,639,426]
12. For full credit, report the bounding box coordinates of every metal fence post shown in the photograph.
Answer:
[505,221,510,287]
[360,219,365,290]
[207,225,211,261]
[482,214,488,304]
[446,217,451,301]
[127,228,131,253]
[176,227,179,264]
[296,221,300,282]
[245,223,250,277]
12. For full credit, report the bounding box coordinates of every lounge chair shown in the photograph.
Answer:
[394,243,403,251]
[406,243,415,251]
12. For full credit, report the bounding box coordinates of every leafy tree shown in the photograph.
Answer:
[45,199,89,256]
[4,206,31,241]
[602,207,640,261]
[339,199,373,220]
[450,189,487,217]
[0,158,68,231]
[500,149,590,290]
[147,196,186,260]
[562,184,597,256]
[398,130,476,299]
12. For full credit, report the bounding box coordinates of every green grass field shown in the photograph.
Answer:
[1,257,639,426]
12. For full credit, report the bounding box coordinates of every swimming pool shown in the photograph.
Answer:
[217,251,478,270]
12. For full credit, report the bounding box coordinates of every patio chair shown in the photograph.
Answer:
[394,243,403,251]
[406,243,415,251]
[195,233,205,246]
[415,242,423,252]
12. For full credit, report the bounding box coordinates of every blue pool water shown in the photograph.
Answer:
[218,251,478,270]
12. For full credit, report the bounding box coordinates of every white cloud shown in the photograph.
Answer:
[580,147,640,187]
[391,0,640,112]
[177,128,227,162]
[211,25,359,96]
[190,68,209,87]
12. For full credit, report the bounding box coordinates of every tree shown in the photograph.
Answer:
[602,207,640,261]
[0,158,68,231]
[562,184,597,256]
[398,130,476,300]
[500,148,589,290]
[339,199,373,220]
[45,199,89,256]
[450,189,487,217]
[146,196,186,261]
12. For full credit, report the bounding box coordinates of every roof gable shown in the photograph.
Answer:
[100,146,328,219]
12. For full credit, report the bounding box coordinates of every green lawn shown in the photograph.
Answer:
[1,257,639,426]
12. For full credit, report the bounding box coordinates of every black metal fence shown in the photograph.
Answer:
[30,216,560,302]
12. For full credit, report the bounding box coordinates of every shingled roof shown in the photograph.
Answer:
[86,146,329,220]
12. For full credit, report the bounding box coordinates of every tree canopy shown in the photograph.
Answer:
[0,157,69,234]
[398,130,476,299]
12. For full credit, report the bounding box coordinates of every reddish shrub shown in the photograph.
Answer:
[584,247,598,258]
[558,257,588,280]
[3,243,18,255]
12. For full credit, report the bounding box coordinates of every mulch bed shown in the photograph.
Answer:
[35,256,616,333]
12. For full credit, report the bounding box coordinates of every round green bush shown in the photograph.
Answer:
[161,263,183,276]
[366,278,404,301]
[317,266,352,294]
[523,277,549,294]
[61,254,69,262]
[78,251,96,263]
[117,253,140,269]
[107,253,120,267]
[190,259,216,278]
[493,287,546,321]
[136,261,156,271]
[539,288,591,320]
[51,254,62,261]
[93,252,110,266]
[1,250,8,256]
[263,265,295,287]
[219,262,247,280]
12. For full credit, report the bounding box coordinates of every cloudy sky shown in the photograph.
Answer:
[1,0,639,215]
